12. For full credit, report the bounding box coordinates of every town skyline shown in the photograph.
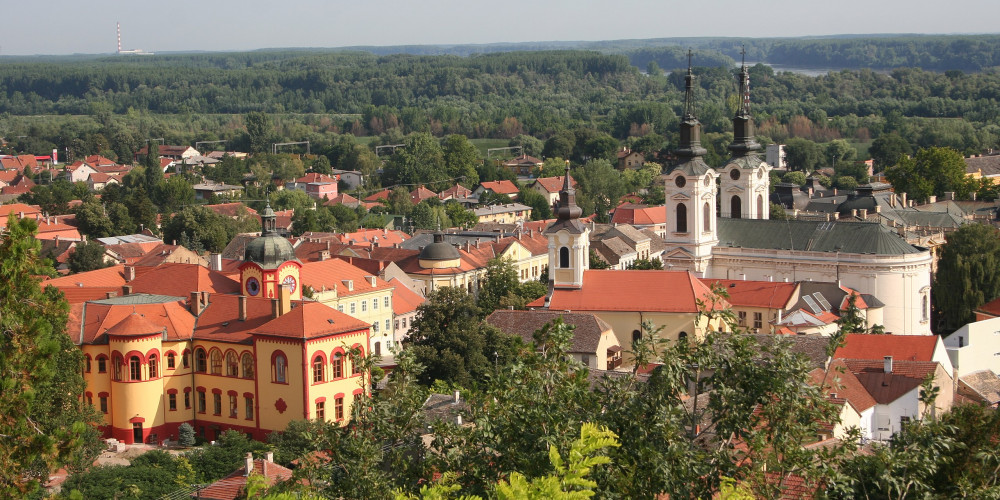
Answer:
[3,0,999,56]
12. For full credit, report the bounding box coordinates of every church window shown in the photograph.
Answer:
[730,169,740,180]
[922,294,929,322]
[730,196,742,219]
[704,202,712,231]
[241,353,254,379]
[676,203,688,233]
[129,356,142,381]
[757,194,764,218]
[559,247,570,268]
[274,353,287,383]
[226,352,239,377]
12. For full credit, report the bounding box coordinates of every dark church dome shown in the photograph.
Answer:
[419,232,460,261]
[244,203,296,268]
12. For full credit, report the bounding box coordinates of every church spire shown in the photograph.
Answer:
[675,51,707,159]
[728,45,761,155]
[261,200,277,236]
[555,161,582,222]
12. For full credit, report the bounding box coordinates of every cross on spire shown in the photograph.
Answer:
[683,50,696,119]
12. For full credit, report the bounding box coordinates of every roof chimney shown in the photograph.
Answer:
[266,451,274,463]
[124,266,136,282]
[278,284,292,317]
[106,291,117,299]
[209,253,223,271]
[190,291,202,315]
[122,285,132,295]
[244,453,253,477]
[883,355,893,374]
[238,295,248,321]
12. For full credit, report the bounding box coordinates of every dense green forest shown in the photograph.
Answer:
[2,43,999,167]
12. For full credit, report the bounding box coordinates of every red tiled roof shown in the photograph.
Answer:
[700,279,797,309]
[611,204,666,225]
[105,312,166,337]
[503,154,543,167]
[363,188,392,202]
[323,193,360,207]
[193,294,275,343]
[438,184,472,200]
[540,270,729,313]
[809,360,877,412]
[293,173,338,184]
[976,296,1000,318]
[336,229,409,248]
[410,185,439,204]
[128,262,240,297]
[102,241,164,264]
[389,278,424,315]
[253,301,369,340]
[479,180,519,195]
[531,176,576,194]
[299,259,394,297]
[842,358,940,404]
[84,155,118,167]
[77,298,195,344]
[833,334,938,362]
[294,241,351,263]
[131,244,201,267]
[196,458,293,500]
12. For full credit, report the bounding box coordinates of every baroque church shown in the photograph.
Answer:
[542,56,933,337]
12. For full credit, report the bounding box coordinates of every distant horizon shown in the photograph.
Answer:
[3,32,999,59]
[3,0,999,56]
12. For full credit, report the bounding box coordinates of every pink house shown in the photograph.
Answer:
[286,173,339,200]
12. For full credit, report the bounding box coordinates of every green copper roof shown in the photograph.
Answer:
[666,157,714,177]
[716,219,924,255]
[244,234,297,268]
[723,153,765,170]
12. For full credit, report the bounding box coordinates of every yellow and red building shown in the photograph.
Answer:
[71,205,371,444]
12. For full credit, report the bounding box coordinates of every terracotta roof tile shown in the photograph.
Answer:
[809,360,877,412]
[77,296,195,344]
[478,180,519,195]
[701,279,797,309]
[842,358,941,404]
[196,458,292,500]
[834,334,938,362]
[530,176,576,194]
[299,259,394,297]
[486,310,614,354]
[253,301,369,340]
[128,262,241,297]
[542,270,728,313]
[389,278,424,315]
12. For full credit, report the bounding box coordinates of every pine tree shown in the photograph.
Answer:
[0,217,99,496]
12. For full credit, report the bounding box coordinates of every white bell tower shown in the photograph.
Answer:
[662,53,718,277]
[544,165,589,290]
[720,47,770,220]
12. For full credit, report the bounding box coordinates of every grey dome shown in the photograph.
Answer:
[244,234,296,268]
[419,232,460,261]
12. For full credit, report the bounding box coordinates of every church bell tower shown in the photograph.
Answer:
[544,164,589,290]
[720,46,770,220]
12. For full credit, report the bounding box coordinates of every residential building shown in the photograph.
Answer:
[616,148,645,170]
[473,180,520,200]
[68,208,371,444]
[473,203,532,225]
[486,310,622,370]
[193,182,244,200]
[286,173,339,200]
[943,316,1000,377]
[502,154,543,176]
[527,176,577,206]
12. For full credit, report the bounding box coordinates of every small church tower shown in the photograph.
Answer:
[544,164,589,290]
[663,52,718,276]
[240,202,302,300]
[720,47,771,219]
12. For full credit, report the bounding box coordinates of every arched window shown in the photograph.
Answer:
[676,203,687,233]
[704,202,712,231]
[166,352,175,369]
[241,353,254,379]
[129,356,142,381]
[110,354,122,381]
[332,352,344,379]
[85,355,92,373]
[922,294,929,322]
[678,331,689,341]
[756,194,764,219]
[312,355,325,383]
[632,329,642,346]
[210,349,222,375]
[182,351,190,368]
[97,355,107,374]
[226,352,239,377]
[195,348,207,373]
[274,353,287,384]
[559,247,570,268]
[148,354,158,379]
[730,196,741,219]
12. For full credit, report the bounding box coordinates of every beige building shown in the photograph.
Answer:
[474,203,532,225]
[487,310,622,370]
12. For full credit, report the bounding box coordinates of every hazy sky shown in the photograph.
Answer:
[4,0,999,56]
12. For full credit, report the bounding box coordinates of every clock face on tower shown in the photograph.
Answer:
[675,176,686,188]
[282,275,298,294]
[246,277,260,296]
[730,169,741,180]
